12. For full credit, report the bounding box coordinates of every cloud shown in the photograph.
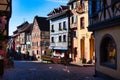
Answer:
[47,0,68,3]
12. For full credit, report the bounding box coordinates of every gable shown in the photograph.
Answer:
[32,19,40,33]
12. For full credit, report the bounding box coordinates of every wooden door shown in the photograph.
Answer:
[90,35,94,60]
[81,37,85,58]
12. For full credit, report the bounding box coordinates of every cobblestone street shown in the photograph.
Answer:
[1,61,104,80]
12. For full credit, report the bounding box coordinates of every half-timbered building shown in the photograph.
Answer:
[31,16,50,60]
[88,0,120,79]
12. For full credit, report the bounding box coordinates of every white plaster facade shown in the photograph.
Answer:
[50,17,69,53]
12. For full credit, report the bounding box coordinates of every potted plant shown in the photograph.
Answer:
[80,57,86,64]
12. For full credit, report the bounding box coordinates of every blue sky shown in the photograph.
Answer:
[9,0,69,35]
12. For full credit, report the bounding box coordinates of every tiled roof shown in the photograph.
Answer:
[17,21,29,29]
[35,16,49,31]
[47,5,69,16]
[13,21,32,35]
[19,23,33,33]
[47,5,69,20]
[47,10,70,20]
[17,22,29,33]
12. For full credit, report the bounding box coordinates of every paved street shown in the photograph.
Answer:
[1,61,103,80]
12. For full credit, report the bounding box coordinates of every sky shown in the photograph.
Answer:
[9,0,69,35]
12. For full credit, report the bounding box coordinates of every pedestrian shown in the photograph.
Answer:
[26,51,29,60]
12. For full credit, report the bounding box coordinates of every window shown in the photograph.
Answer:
[63,21,67,30]
[59,36,62,42]
[59,23,62,31]
[80,17,85,29]
[111,0,116,13]
[45,32,50,37]
[51,25,54,32]
[100,34,117,69]
[63,35,66,42]
[71,16,74,24]
[69,5,72,10]
[80,0,85,8]
[74,16,77,23]
[51,37,54,43]
[73,2,76,9]
[71,3,74,9]
[40,41,43,46]
[71,16,77,24]
[45,42,50,46]
[88,0,101,15]
[73,31,76,37]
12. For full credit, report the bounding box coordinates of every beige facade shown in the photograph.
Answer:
[88,0,120,79]
[68,0,94,63]
[95,26,120,79]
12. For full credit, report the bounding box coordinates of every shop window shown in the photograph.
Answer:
[100,34,117,69]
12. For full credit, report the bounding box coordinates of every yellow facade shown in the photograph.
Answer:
[69,0,94,64]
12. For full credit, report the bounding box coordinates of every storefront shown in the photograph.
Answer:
[88,0,120,79]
